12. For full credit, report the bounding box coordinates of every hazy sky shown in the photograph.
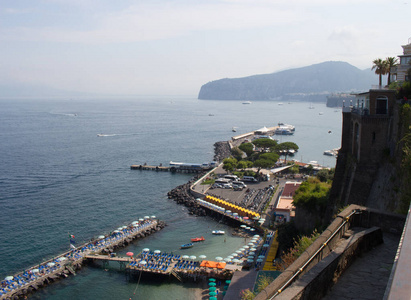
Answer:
[0,0,409,96]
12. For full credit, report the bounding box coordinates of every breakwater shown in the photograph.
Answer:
[0,218,165,300]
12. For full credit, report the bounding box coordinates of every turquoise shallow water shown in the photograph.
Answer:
[0,97,341,299]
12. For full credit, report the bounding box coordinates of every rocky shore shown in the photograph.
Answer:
[213,141,231,162]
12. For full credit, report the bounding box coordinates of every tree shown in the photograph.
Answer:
[254,159,274,170]
[372,58,389,86]
[252,138,278,148]
[237,160,248,170]
[276,142,299,163]
[239,142,254,157]
[231,147,244,161]
[385,57,399,86]
[222,157,237,173]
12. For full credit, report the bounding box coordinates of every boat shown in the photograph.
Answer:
[212,230,225,235]
[180,243,194,249]
[242,101,251,104]
[191,236,205,242]
[274,128,294,135]
[232,127,237,132]
[277,123,295,131]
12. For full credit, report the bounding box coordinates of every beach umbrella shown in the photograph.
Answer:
[256,258,264,262]
[182,255,190,259]
[250,248,257,251]
[190,256,197,260]
[113,230,120,233]
[248,242,255,246]
[258,255,265,259]
[224,258,231,262]
[32,269,39,273]
[209,278,216,282]
[250,228,255,232]
[254,235,260,238]
[142,248,150,252]
[209,291,217,296]
[121,226,127,229]
[132,221,139,224]
[247,255,254,259]
[243,217,249,220]
[227,255,234,259]
[144,216,150,219]
[98,235,105,239]
[209,282,216,287]
[126,252,134,257]
[231,253,238,257]
[249,252,256,255]
[245,226,251,230]
[239,248,245,252]
[199,255,207,259]
[154,250,161,254]
[235,250,242,254]
[209,287,217,292]
[151,215,156,219]
[263,244,270,248]
[4,276,13,281]
[232,258,241,263]
[247,259,254,263]
[139,218,144,222]
[139,260,147,265]
[240,225,247,228]
[57,257,67,262]
[47,262,55,267]
[215,256,223,261]
[243,245,250,249]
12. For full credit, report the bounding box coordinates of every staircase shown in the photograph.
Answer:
[171,269,183,282]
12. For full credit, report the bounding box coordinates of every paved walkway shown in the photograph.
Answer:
[322,233,400,300]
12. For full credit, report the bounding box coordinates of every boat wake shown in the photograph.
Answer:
[97,133,139,137]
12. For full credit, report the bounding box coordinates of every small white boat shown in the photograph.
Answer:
[212,230,225,235]
[242,101,251,104]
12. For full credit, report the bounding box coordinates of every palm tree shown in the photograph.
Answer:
[385,57,399,86]
[372,58,389,87]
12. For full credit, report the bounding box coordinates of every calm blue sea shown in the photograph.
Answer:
[0,97,341,299]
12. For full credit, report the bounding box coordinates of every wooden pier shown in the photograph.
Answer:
[0,219,162,300]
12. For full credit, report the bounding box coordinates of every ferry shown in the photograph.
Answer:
[180,243,194,249]
[191,236,205,242]
[212,230,225,235]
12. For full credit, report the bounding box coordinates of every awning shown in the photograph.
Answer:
[270,165,293,174]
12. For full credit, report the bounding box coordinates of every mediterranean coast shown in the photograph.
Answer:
[0,97,341,299]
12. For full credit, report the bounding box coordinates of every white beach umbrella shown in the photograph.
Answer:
[57,257,67,262]
[139,260,147,265]
[190,256,197,260]
[250,248,257,251]
[47,262,55,267]
[151,215,156,219]
[215,257,223,261]
[4,276,13,281]
[31,269,39,273]
[142,248,150,252]
[199,255,207,259]
[224,258,232,262]
[232,258,241,263]
[231,253,238,257]
[182,255,190,259]
[249,252,256,255]
[139,218,144,222]
[154,250,161,254]
[98,235,105,239]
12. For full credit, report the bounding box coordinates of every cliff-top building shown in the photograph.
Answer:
[391,38,411,82]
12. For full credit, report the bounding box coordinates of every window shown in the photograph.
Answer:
[376,96,388,115]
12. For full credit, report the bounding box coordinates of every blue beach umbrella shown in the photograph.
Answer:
[209,282,216,287]
[209,287,217,291]
[209,278,216,282]
[209,292,217,296]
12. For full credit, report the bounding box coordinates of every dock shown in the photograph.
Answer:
[0,218,163,300]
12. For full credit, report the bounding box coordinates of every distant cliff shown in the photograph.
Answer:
[198,61,379,100]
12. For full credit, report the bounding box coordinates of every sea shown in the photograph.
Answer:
[0,96,341,299]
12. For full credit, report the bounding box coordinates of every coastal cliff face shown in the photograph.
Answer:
[198,61,378,100]
[326,94,411,221]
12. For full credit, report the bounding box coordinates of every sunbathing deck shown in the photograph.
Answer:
[0,218,159,300]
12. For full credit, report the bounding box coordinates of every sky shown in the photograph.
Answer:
[0,0,409,97]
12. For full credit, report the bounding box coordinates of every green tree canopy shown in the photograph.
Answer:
[222,157,237,173]
[231,147,244,161]
[237,160,249,170]
[293,178,331,213]
[259,152,280,163]
[316,168,335,182]
[239,142,254,157]
[252,138,278,148]
[254,159,275,169]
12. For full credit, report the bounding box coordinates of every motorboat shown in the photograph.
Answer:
[274,127,294,135]
[191,236,205,242]
[212,230,225,235]
[278,123,295,131]
[180,243,194,249]
[242,101,251,104]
